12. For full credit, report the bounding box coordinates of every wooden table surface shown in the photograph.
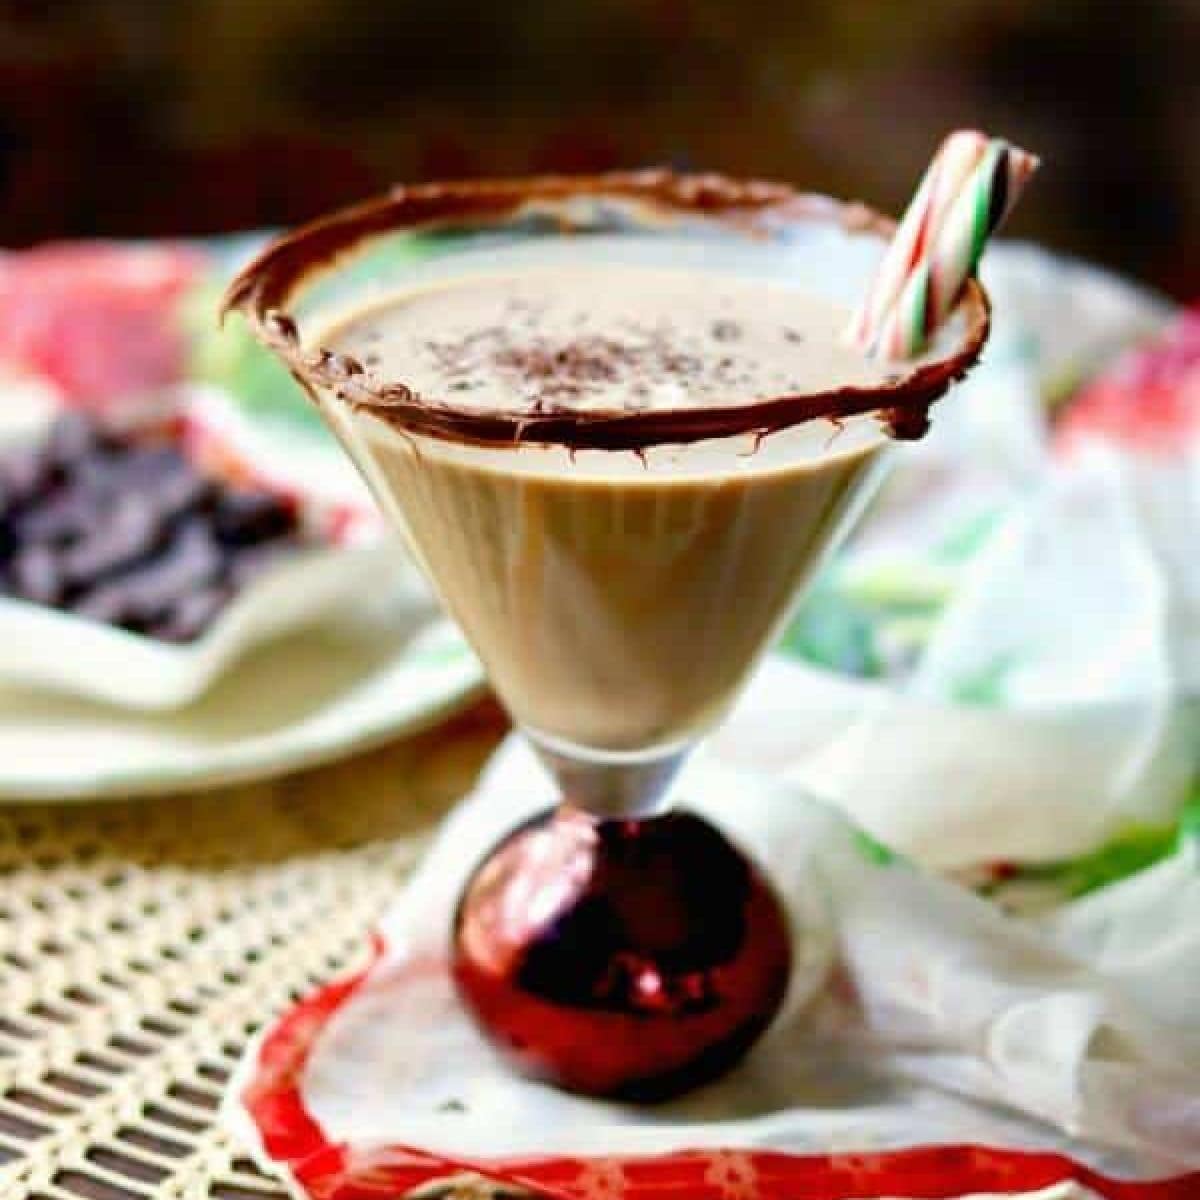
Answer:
[0,696,510,1200]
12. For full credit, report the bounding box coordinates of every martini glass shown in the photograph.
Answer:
[226,173,989,1101]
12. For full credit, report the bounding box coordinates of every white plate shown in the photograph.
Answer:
[0,383,400,710]
[0,602,485,802]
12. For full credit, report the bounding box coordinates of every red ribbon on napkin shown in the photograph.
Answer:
[239,936,1200,1200]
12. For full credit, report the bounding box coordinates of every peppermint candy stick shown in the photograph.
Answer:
[846,129,990,349]
[875,138,1039,359]
[850,132,1039,359]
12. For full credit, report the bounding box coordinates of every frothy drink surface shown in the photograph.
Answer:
[321,265,888,752]
[330,265,893,413]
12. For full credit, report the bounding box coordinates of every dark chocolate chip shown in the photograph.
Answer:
[15,484,100,546]
[45,412,99,468]
[11,544,64,605]
[118,520,224,621]
[153,586,231,643]
[76,443,182,499]
[61,494,163,587]
[71,584,136,628]
[154,466,216,525]
[0,447,52,510]
[213,491,295,546]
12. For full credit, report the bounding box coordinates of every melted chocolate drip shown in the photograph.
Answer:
[222,171,991,451]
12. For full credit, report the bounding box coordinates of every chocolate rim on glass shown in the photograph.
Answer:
[224,171,990,1101]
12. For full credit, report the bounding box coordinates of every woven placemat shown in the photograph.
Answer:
[0,701,508,1200]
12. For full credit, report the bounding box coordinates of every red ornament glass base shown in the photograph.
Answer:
[452,805,793,1101]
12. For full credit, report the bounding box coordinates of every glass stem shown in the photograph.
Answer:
[528,732,691,821]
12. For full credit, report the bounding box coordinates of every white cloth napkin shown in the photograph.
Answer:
[292,732,1199,1175]
[777,250,1197,868]
[713,428,1200,872]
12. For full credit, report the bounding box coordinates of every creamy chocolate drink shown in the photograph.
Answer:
[316,262,891,752]
[226,172,996,1103]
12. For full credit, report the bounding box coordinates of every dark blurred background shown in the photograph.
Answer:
[1,0,1196,296]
